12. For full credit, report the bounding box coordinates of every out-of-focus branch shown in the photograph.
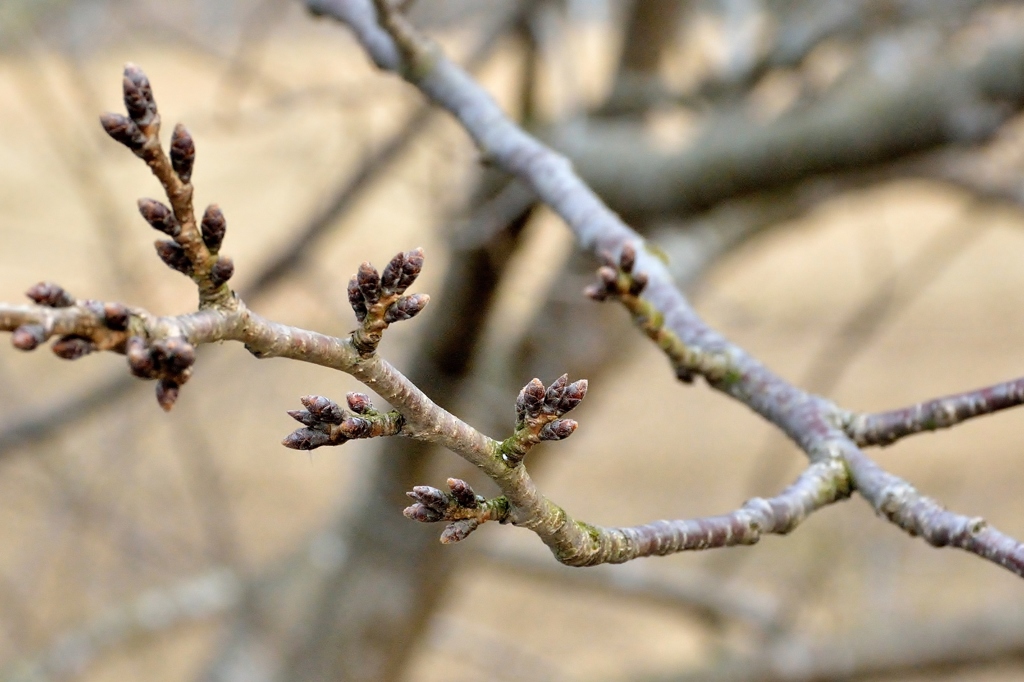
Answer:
[0,569,240,682]
[553,32,1024,221]
[646,604,1024,682]
[476,547,785,634]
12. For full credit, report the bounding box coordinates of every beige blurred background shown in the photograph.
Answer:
[1,1,1024,681]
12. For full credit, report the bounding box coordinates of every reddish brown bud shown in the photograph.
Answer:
[155,240,192,275]
[150,337,195,375]
[539,419,577,441]
[99,112,146,151]
[447,478,478,509]
[598,266,618,289]
[122,63,156,126]
[408,485,448,511]
[200,205,227,253]
[26,282,74,308]
[620,243,636,273]
[403,503,443,523]
[156,379,179,412]
[170,123,195,183]
[399,248,425,292]
[346,392,372,414]
[383,294,429,323]
[300,395,344,424]
[103,302,130,331]
[629,272,648,296]
[52,335,95,360]
[347,276,367,322]
[515,389,527,422]
[138,198,179,237]
[287,409,318,427]
[210,257,234,287]
[440,518,479,544]
[381,251,406,294]
[338,417,372,439]
[357,262,381,306]
[584,283,608,302]
[282,427,336,450]
[522,378,546,417]
[11,325,46,351]
[544,374,569,411]
[558,379,588,414]
[126,336,155,378]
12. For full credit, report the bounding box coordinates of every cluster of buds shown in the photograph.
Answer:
[282,392,404,450]
[348,249,429,356]
[101,64,234,292]
[500,374,588,466]
[11,283,132,360]
[584,243,647,301]
[126,336,196,411]
[404,478,509,544]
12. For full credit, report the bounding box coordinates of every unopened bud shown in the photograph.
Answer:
[399,248,425,292]
[103,302,130,331]
[26,282,74,308]
[544,374,569,410]
[347,276,367,322]
[383,294,429,323]
[282,427,335,450]
[11,325,46,351]
[170,123,195,183]
[156,379,179,412]
[155,240,192,275]
[539,419,577,441]
[558,379,588,414]
[629,272,648,296]
[122,63,156,126]
[619,243,636,273]
[287,409,318,427]
[126,337,155,378]
[138,198,179,237]
[152,337,195,374]
[381,251,405,294]
[440,518,479,544]
[447,478,478,509]
[357,263,381,306]
[522,378,545,417]
[300,395,344,424]
[200,205,227,253]
[346,392,372,414]
[51,335,95,360]
[598,266,618,289]
[210,256,234,287]
[403,503,443,523]
[584,283,608,301]
[99,113,146,151]
[408,485,448,511]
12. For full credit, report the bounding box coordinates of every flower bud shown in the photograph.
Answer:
[51,335,95,360]
[619,243,636,273]
[300,395,344,424]
[338,417,372,439]
[539,419,577,441]
[99,113,146,151]
[26,282,75,308]
[210,256,234,287]
[447,478,478,509]
[383,294,429,323]
[138,198,179,237]
[357,262,381,306]
[155,241,192,275]
[408,485,448,511]
[170,123,195,183]
[440,518,479,544]
[558,379,588,414]
[521,378,545,417]
[403,503,443,523]
[155,379,179,412]
[11,325,46,351]
[544,374,568,411]
[122,63,156,126]
[346,392,372,414]
[347,276,367,322]
[282,428,335,450]
[103,302,130,331]
[200,205,227,253]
